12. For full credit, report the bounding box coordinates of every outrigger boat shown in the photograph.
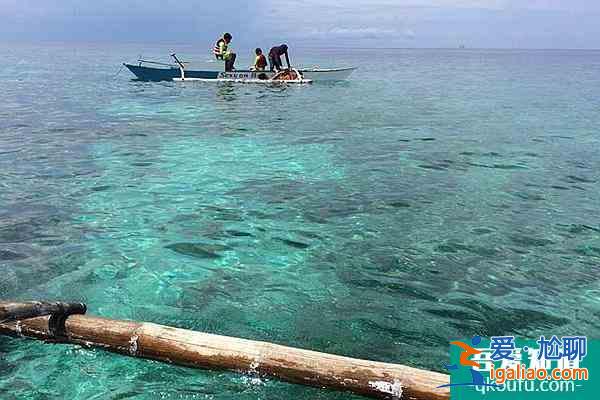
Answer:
[1,300,449,400]
[124,54,356,83]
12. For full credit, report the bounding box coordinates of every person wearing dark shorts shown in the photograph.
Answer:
[213,33,236,71]
[268,44,290,72]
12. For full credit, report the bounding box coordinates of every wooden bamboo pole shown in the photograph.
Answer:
[0,305,449,400]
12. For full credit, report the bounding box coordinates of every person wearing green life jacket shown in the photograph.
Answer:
[212,33,236,72]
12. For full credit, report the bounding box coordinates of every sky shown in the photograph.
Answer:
[1,0,599,48]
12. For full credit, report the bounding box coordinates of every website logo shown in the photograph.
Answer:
[439,336,500,388]
[445,336,597,399]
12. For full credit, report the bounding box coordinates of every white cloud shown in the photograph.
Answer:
[404,28,416,39]
[306,27,395,38]
[1,0,599,47]
[256,0,600,48]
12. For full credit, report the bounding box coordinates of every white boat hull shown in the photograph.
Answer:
[300,68,356,81]
[124,63,356,82]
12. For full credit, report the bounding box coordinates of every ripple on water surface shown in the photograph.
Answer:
[1,45,600,399]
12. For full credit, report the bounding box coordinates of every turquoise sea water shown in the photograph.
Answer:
[1,43,600,399]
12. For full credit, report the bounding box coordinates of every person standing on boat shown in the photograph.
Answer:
[268,44,290,72]
[213,33,236,72]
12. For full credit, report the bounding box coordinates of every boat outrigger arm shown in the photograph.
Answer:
[0,300,449,400]
[170,53,187,81]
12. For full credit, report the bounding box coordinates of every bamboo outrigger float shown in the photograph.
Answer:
[0,301,449,400]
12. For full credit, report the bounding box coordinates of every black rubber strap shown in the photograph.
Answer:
[0,301,87,338]
[47,302,87,338]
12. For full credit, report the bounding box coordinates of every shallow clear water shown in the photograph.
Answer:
[1,43,600,399]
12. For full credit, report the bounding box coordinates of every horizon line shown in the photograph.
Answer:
[2,39,600,52]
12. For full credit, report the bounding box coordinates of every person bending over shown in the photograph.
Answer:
[268,44,290,72]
